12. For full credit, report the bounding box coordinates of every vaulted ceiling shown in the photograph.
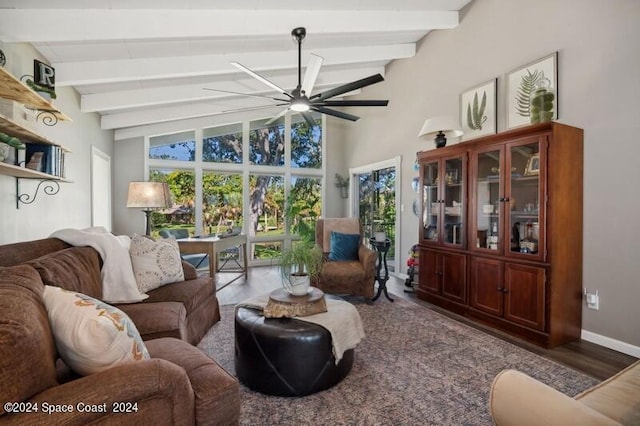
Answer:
[0,1,471,133]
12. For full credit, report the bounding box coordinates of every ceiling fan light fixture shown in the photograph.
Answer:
[291,99,310,112]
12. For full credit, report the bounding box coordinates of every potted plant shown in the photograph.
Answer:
[335,173,349,198]
[373,219,386,242]
[0,132,25,164]
[279,196,323,295]
[25,79,57,101]
[279,238,323,295]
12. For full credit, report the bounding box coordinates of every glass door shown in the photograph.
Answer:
[470,145,504,254]
[421,160,439,244]
[442,156,465,247]
[505,137,546,261]
[356,166,397,271]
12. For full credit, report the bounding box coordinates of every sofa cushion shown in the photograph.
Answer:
[0,265,58,414]
[328,231,360,261]
[116,301,188,342]
[26,246,103,299]
[43,285,150,376]
[143,277,214,316]
[129,234,185,294]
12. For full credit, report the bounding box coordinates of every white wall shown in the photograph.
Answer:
[340,0,640,349]
[0,43,114,243]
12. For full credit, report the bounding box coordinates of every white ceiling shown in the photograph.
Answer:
[0,1,471,132]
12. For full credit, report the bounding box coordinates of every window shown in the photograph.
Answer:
[288,176,322,238]
[203,123,242,164]
[249,119,284,166]
[249,174,284,237]
[149,168,196,237]
[149,131,195,161]
[203,172,243,235]
[147,114,325,266]
[291,113,322,169]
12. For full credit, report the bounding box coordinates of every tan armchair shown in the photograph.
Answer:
[490,360,640,425]
[313,218,377,298]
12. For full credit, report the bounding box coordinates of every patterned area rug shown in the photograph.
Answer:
[198,295,599,425]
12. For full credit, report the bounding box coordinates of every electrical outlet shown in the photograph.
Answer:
[585,290,599,310]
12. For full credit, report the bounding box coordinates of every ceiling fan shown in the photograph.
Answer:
[204,27,389,127]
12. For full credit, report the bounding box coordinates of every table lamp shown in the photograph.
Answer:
[126,181,172,235]
[418,116,463,148]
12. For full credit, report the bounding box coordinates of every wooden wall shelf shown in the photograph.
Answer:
[0,67,71,122]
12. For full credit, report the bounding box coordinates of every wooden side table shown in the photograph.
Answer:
[369,237,394,302]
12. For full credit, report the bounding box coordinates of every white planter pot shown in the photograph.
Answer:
[283,274,310,295]
[0,143,10,163]
[374,231,386,242]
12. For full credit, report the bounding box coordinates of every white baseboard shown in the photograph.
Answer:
[581,330,640,358]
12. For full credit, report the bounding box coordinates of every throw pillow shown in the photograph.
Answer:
[42,285,150,376]
[129,234,185,294]
[328,231,360,261]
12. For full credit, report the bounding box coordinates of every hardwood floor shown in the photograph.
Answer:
[214,266,637,381]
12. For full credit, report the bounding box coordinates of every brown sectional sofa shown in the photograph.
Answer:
[0,237,239,425]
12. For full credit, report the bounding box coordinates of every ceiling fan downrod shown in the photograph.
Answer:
[291,27,306,92]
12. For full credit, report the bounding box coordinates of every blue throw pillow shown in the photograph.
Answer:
[328,231,360,261]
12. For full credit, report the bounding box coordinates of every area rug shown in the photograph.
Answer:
[198,296,599,425]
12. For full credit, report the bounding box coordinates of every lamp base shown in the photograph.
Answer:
[144,209,153,236]
[434,131,447,148]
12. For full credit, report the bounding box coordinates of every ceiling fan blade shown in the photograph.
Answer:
[203,87,289,102]
[300,111,317,128]
[311,74,385,101]
[315,100,389,107]
[231,62,292,98]
[265,108,290,125]
[312,106,360,122]
[301,54,323,97]
[221,103,288,113]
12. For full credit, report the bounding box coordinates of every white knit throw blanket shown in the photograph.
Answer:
[237,292,365,364]
[50,227,148,303]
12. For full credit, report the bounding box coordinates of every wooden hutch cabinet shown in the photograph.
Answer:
[417,122,583,347]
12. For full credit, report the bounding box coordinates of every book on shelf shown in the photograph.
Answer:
[25,143,66,177]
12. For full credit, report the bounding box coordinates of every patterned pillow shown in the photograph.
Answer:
[42,285,150,376]
[129,234,185,294]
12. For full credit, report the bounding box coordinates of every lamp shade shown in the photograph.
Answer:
[418,116,464,138]
[126,182,172,209]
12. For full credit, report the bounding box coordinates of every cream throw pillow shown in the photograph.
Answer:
[42,285,150,376]
[129,234,185,294]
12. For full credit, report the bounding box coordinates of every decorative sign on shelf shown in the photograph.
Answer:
[34,59,55,90]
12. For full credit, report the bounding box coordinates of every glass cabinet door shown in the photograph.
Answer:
[421,160,439,243]
[471,147,503,254]
[442,156,465,247]
[506,138,546,261]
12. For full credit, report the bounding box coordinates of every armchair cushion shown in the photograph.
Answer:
[328,231,360,261]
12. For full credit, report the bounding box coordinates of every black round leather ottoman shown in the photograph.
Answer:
[234,306,354,397]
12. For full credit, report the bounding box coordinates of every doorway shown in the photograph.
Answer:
[349,156,401,274]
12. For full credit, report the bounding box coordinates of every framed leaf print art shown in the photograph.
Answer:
[460,78,497,141]
[507,52,558,129]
